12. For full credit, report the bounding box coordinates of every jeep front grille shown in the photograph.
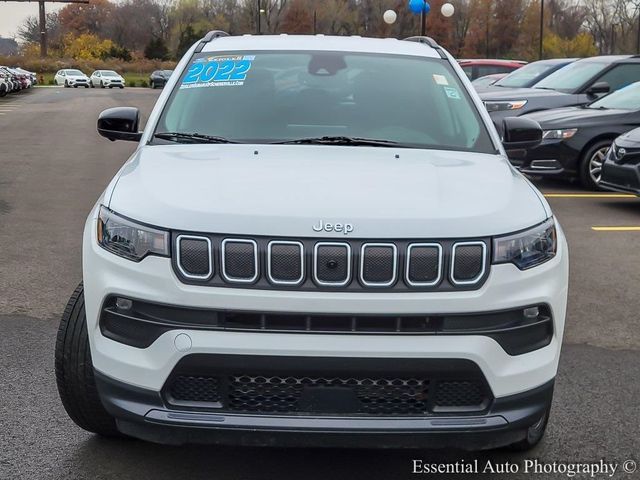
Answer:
[174,233,489,292]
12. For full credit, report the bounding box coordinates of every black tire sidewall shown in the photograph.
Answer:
[580,140,612,191]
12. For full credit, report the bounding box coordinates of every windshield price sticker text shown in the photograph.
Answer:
[181,55,254,89]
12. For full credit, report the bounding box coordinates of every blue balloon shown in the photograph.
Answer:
[408,0,430,14]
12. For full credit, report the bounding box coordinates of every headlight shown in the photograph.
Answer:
[542,128,578,140]
[97,206,169,261]
[493,218,557,270]
[484,100,528,112]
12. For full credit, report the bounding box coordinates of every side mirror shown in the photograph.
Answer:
[502,116,542,152]
[586,81,610,98]
[97,107,142,142]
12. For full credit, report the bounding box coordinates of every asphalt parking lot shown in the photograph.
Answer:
[0,87,639,479]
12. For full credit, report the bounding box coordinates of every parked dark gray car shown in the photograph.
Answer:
[481,56,640,126]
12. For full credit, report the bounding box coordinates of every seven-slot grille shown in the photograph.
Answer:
[174,235,489,291]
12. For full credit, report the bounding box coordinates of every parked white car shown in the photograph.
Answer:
[54,69,90,88]
[90,70,125,89]
[55,33,569,451]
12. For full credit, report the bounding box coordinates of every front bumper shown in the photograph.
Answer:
[509,140,579,178]
[82,205,568,447]
[95,366,554,449]
[601,159,640,195]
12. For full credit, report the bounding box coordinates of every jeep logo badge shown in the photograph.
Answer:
[313,220,354,235]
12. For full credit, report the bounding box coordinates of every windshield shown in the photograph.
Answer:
[155,51,494,152]
[67,70,83,76]
[495,61,562,88]
[102,71,119,77]
[590,81,640,110]
[534,61,608,93]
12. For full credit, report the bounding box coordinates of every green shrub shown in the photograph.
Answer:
[129,80,137,87]
[48,79,55,85]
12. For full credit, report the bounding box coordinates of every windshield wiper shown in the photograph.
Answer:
[154,132,240,144]
[272,136,400,147]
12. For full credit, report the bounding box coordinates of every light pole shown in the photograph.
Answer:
[256,0,266,34]
[539,0,544,60]
[408,0,430,36]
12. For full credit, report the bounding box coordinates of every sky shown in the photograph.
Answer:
[0,3,65,39]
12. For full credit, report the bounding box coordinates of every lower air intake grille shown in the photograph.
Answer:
[433,381,488,410]
[164,372,490,416]
[167,375,221,406]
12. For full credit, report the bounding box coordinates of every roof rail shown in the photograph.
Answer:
[403,36,447,59]
[195,30,230,53]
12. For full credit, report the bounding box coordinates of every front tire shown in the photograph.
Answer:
[508,407,550,451]
[579,140,611,190]
[55,283,122,437]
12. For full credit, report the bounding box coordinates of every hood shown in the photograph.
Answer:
[524,106,632,128]
[615,127,640,148]
[108,145,547,238]
[68,74,88,80]
[480,87,568,101]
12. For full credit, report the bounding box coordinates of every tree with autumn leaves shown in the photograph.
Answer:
[16,0,640,62]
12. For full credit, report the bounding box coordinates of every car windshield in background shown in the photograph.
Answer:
[155,51,495,153]
[102,71,119,77]
[534,61,608,93]
[494,62,559,88]
[67,70,83,75]
[589,81,640,110]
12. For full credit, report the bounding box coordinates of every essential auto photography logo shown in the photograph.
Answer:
[411,458,638,477]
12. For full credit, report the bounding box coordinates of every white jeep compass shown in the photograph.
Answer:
[55,32,569,451]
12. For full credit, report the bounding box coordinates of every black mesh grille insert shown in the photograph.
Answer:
[361,245,396,285]
[164,372,491,416]
[269,242,303,283]
[168,375,221,405]
[223,240,257,281]
[178,237,211,277]
[433,381,487,408]
[408,245,441,285]
[315,244,349,284]
[453,244,485,282]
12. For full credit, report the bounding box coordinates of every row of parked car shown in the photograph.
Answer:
[458,55,640,192]
[0,66,37,97]
[52,69,175,89]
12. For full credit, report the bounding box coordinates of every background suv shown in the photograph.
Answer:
[481,55,640,125]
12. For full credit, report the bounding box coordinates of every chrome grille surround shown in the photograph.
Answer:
[405,243,443,287]
[450,241,487,286]
[175,235,213,280]
[313,242,352,287]
[171,233,490,292]
[359,243,398,287]
[221,238,259,284]
[267,240,305,286]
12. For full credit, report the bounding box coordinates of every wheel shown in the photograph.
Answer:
[91,82,94,88]
[55,283,123,437]
[100,81,105,88]
[64,80,69,88]
[109,85,113,89]
[508,406,550,451]
[151,81,156,89]
[85,85,89,88]
[74,85,78,88]
[119,86,124,89]
[579,140,611,190]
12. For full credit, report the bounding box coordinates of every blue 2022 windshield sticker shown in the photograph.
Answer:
[180,55,255,89]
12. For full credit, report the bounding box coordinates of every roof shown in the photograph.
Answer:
[576,55,635,63]
[201,34,441,58]
[457,59,527,65]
